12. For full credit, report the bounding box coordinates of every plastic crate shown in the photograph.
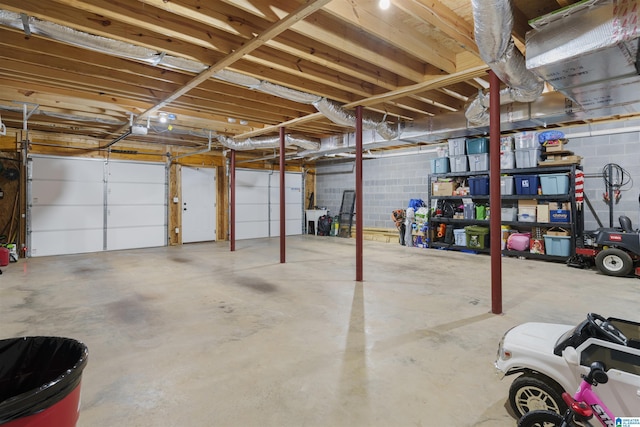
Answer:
[468,153,489,172]
[543,235,571,256]
[500,176,514,195]
[466,137,489,154]
[540,173,570,195]
[501,207,517,221]
[500,151,515,170]
[465,225,489,249]
[515,147,541,168]
[468,176,489,196]
[448,138,466,156]
[453,229,466,246]
[430,157,450,173]
[449,155,468,173]
[500,136,514,152]
[515,175,539,195]
[514,131,538,149]
[518,206,537,222]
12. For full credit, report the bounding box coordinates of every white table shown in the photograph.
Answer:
[305,209,328,235]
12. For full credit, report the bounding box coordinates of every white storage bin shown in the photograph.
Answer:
[454,229,467,246]
[468,153,489,172]
[500,151,515,170]
[448,138,466,156]
[514,131,538,149]
[501,207,517,222]
[518,206,537,222]
[500,136,514,151]
[449,155,468,172]
[515,147,540,168]
[500,176,514,195]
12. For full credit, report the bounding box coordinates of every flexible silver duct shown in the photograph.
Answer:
[313,98,399,140]
[465,0,544,125]
[217,134,320,151]
[0,10,397,143]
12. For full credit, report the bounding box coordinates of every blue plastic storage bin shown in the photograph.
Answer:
[466,137,489,154]
[540,173,569,195]
[543,235,571,256]
[515,175,539,195]
[469,176,489,196]
[430,157,450,173]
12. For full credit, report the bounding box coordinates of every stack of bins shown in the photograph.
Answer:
[448,138,467,173]
[514,131,540,168]
[500,136,515,170]
[466,137,489,172]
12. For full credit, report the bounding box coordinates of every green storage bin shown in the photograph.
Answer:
[465,225,489,249]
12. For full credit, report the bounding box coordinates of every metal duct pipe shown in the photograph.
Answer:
[466,0,544,125]
[313,98,399,140]
[217,134,320,151]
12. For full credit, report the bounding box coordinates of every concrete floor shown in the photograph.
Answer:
[1,236,639,426]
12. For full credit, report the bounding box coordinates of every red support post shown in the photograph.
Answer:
[489,70,503,314]
[280,127,286,263]
[355,106,363,282]
[230,149,236,252]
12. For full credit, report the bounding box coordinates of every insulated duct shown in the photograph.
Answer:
[466,0,544,125]
[0,10,396,143]
[217,134,320,151]
[313,98,399,140]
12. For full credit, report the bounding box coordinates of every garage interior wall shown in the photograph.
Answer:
[315,120,640,232]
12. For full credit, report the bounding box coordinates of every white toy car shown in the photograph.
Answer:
[495,313,640,418]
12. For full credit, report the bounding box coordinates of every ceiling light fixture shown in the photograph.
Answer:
[158,112,168,123]
[379,0,390,10]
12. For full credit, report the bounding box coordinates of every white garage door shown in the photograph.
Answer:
[106,161,166,251]
[29,157,104,257]
[28,156,167,256]
[235,169,302,240]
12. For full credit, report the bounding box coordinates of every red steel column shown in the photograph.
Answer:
[489,70,502,314]
[230,149,236,252]
[280,127,286,263]
[355,106,363,282]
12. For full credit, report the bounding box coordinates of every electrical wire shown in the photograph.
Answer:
[602,163,633,191]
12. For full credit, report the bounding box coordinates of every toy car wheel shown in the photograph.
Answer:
[509,375,566,417]
[595,248,633,277]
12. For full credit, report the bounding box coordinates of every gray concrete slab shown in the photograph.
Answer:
[1,236,639,426]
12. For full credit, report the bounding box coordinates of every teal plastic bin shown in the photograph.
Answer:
[543,235,571,256]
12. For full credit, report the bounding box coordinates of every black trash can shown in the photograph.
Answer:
[0,337,88,426]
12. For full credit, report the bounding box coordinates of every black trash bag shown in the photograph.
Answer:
[0,336,88,424]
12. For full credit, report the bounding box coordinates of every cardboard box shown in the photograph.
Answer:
[550,209,571,223]
[545,141,565,152]
[546,227,570,236]
[518,199,537,208]
[537,203,550,223]
[432,181,456,196]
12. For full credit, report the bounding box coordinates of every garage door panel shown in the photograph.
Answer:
[270,220,303,237]
[107,226,166,250]
[236,204,269,222]
[236,186,269,204]
[236,170,269,187]
[31,181,103,206]
[30,229,104,257]
[235,221,269,240]
[107,162,165,183]
[107,182,165,205]
[269,203,302,220]
[108,205,165,227]
[31,205,103,231]
[31,157,103,181]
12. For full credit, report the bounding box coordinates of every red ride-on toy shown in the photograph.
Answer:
[573,215,640,277]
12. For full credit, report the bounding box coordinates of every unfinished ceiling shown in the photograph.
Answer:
[0,0,591,155]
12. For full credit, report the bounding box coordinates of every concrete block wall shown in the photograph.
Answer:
[315,119,640,231]
[564,119,640,231]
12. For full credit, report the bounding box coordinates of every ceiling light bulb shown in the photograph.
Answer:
[227,117,237,123]
[379,0,390,10]
[158,113,167,123]
[240,119,248,125]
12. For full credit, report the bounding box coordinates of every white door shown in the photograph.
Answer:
[182,167,216,243]
[235,169,270,240]
[235,169,303,240]
[105,161,166,250]
[269,172,303,236]
[29,156,104,257]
